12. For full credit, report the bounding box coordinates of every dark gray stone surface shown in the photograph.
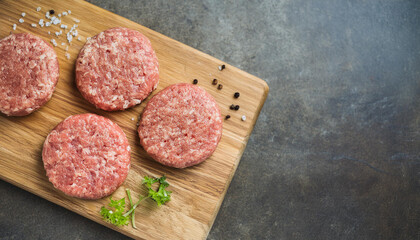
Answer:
[1,0,419,239]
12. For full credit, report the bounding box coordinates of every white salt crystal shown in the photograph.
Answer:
[50,39,57,46]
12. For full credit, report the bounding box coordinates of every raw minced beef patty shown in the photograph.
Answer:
[76,27,159,111]
[0,33,59,116]
[138,83,223,168]
[42,113,131,199]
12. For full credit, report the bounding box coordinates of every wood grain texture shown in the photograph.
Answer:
[0,0,268,239]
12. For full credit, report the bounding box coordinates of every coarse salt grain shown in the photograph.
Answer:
[77,36,81,41]
[50,39,57,46]
[60,24,67,29]
[36,7,41,12]
[62,11,68,16]
[45,22,51,27]
[51,17,60,25]
[241,115,246,121]
[39,19,44,27]
[65,53,70,59]
[48,31,51,34]
[74,18,80,23]
[12,24,16,30]
[19,18,24,23]
[86,37,91,41]
[66,32,73,43]
[61,42,65,46]
[65,24,79,43]
[65,45,69,51]
[31,23,37,28]
[131,118,135,121]
[58,14,61,17]
[70,24,78,31]
[21,12,26,17]
[68,10,71,14]
[45,11,50,19]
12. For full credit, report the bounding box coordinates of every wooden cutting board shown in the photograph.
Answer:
[0,0,268,239]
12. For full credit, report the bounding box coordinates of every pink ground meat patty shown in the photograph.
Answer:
[0,33,59,116]
[42,114,131,199]
[138,83,223,168]
[76,27,159,111]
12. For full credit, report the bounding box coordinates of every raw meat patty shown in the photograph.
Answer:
[138,83,223,168]
[0,33,59,116]
[42,114,131,199]
[76,27,159,111]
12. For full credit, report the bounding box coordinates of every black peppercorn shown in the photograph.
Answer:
[225,115,231,120]
[230,104,235,110]
[234,92,240,98]
[193,79,198,84]
[212,79,218,85]
[49,10,55,14]
[234,105,240,110]
[217,84,223,90]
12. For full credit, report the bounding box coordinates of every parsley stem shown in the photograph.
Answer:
[126,189,137,229]
[123,195,149,217]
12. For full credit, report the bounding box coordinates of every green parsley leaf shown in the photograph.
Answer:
[100,175,171,228]
[142,176,159,187]
[143,175,172,206]
[100,197,129,227]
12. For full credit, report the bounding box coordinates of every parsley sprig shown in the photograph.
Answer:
[100,175,172,228]
[100,197,129,227]
[143,175,172,206]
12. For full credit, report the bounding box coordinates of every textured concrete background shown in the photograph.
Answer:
[1,0,420,239]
